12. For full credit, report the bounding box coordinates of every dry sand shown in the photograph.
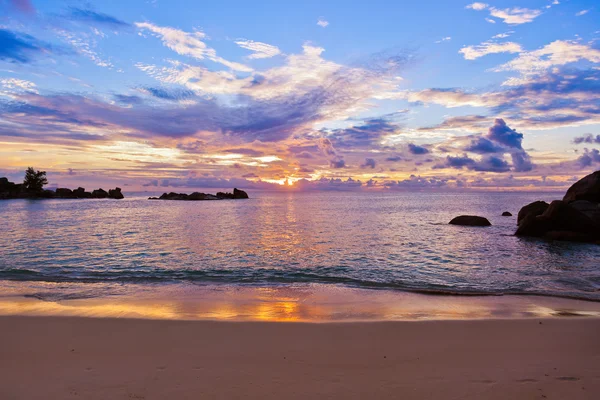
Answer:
[1,316,599,399]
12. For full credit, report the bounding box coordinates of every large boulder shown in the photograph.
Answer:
[108,187,124,199]
[569,200,600,226]
[517,201,549,225]
[449,215,491,226]
[91,189,108,199]
[233,188,249,199]
[502,211,512,217]
[563,170,600,204]
[73,187,92,198]
[516,200,599,241]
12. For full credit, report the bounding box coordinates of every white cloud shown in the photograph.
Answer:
[492,31,514,39]
[460,41,523,60]
[235,39,281,59]
[494,40,600,74]
[0,78,38,94]
[488,7,542,24]
[467,3,542,25]
[466,2,488,10]
[54,29,113,69]
[435,37,452,43]
[135,22,252,72]
[317,18,329,28]
[575,9,589,17]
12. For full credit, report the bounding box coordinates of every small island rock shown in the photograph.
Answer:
[449,215,491,226]
[502,211,512,217]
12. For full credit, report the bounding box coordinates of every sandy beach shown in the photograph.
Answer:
[1,316,599,400]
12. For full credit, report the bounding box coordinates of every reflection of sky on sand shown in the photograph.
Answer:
[1,282,600,322]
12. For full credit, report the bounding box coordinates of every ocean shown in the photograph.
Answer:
[1,190,599,305]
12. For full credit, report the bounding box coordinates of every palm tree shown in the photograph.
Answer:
[23,167,48,194]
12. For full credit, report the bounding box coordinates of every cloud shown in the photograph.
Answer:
[407,143,429,155]
[0,78,37,94]
[467,3,542,25]
[494,40,600,76]
[235,39,281,59]
[459,41,522,60]
[317,18,329,28]
[575,9,590,17]
[54,29,112,68]
[573,134,600,144]
[0,29,55,63]
[466,3,488,11]
[435,37,452,44]
[384,175,448,190]
[294,177,364,191]
[329,157,346,168]
[136,22,252,72]
[437,154,511,172]
[489,7,542,24]
[69,7,130,28]
[361,158,376,169]
[140,86,196,101]
[404,68,600,131]
[324,118,399,149]
[435,119,533,172]
[577,148,600,167]
[485,18,496,23]
[464,137,504,153]
[486,118,523,148]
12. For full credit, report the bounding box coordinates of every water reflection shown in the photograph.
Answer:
[1,283,599,322]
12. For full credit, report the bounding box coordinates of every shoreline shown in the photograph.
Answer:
[2,282,600,322]
[2,316,599,399]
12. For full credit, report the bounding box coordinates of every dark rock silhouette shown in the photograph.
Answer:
[91,189,108,199]
[515,170,600,243]
[108,188,124,199]
[517,201,549,225]
[150,188,249,201]
[449,215,491,226]
[502,211,512,216]
[0,177,124,200]
[55,188,74,198]
[563,170,600,203]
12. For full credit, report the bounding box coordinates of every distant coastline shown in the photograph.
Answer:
[0,177,124,200]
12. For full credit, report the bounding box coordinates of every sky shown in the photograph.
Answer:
[0,0,599,191]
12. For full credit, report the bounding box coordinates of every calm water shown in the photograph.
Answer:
[1,191,599,301]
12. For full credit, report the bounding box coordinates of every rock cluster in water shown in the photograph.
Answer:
[0,177,124,200]
[149,188,249,201]
[516,170,600,244]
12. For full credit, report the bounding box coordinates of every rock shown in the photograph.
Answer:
[233,188,249,199]
[108,187,124,199]
[91,189,108,199]
[516,200,598,241]
[502,211,512,217]
[563,170,600,204]
[73,187,92,198]
[449,215,491,226]
[153,189,248,201]
[569,200,600,226]
[55,188,74,198]
[517,201,549,225]
[188,192,207,201]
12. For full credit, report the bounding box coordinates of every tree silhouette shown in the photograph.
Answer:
[23,167,48,193]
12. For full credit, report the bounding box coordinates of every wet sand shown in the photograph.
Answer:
[1,316,599,400]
